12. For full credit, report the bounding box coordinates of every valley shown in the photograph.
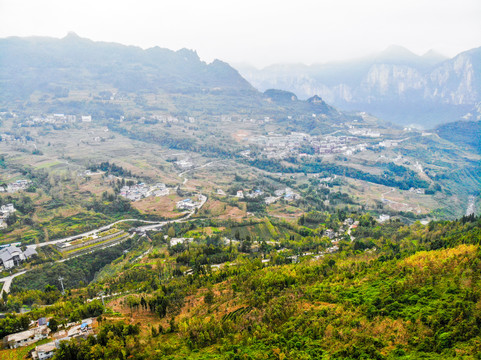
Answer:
[0,34,480,360]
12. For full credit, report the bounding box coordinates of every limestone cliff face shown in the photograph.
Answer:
[237,46,481,125]
[359,64,425,100]
[427,52,479,105]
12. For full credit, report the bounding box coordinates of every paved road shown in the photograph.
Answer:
[1,164,210,293]
[30,218,161,249]
[0,234,135,294]
[135,163,209,232]
[0,270,27,295]
[347,221,359,241]
[135,194,207,232]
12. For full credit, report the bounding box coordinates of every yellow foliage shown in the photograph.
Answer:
[400,244,477,274]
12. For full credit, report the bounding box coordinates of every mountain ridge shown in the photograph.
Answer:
[236,45,481,127]
[0,34,354,123]
[0,34,256,101]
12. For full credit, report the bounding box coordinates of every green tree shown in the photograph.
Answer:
[48,317,59,332]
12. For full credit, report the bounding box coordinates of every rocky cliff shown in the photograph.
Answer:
[237,46,481,127]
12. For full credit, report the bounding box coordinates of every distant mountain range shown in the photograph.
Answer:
[2,35,479,129]
[0,32,255,100]
[236,45,481,127]
[0,34,349,123]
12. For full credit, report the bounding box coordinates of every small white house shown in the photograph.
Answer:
[33,342,57,360]
[3,325,49,349]
[176,199,196,210]
[379,214,391,223]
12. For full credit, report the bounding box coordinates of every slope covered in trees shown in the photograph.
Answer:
[2,215,474,359]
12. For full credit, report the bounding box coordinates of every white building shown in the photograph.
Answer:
[6,180,30,193]
[0,204,15,214]
[3,325,49,349]
[0,245,37,270]
[264,196,278,205]
[33,342,56,360]
[176,198,196,210]
[0,246,25,269]
[324,229,335,239]
[81,115,92,122]
[379,214,391,223]
[176,160,193,169]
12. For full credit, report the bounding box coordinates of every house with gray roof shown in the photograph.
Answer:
[3,325,49,349]
[0,246,25,269]
[24,247,38,259]
[0,245,37,270]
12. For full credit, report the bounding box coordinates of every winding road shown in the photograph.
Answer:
[0,163,211,294]
[0,271,27,296]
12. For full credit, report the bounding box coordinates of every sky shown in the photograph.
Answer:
[0,0,480,68]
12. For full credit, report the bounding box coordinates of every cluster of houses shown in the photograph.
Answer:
[176,198,197,210]
[2,318,95,360]
[409,187,425,195]
[119,183,169,201]
[264,188,301,205]
[0,244,37,269]
[0,179,31,193]
[3,325,50,349]
[275,188,301,201]
[235,189,264,199]
[246,131,370,159]
[348,127,381,138]
[150,114,179,123]
[312,135,367,156]
[0,133,31,143]
[378,139,399,148]
[20,114,92,126]
[175,159,193,169]
[232,187,301,205]
[0,203,16,229]
[247,132,308,159]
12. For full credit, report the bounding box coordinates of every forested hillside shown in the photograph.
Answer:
[2,215,480,359]
[436,120,481,153]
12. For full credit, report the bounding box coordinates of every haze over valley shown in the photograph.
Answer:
[236,45,481,128]
[0,2,480,359]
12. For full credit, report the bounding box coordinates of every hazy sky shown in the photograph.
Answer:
[1,0,480,67]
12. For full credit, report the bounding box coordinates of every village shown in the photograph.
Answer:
[0,243,37,270]
[0,180,31,230]
[0,203,17,229]
[119,182,169,201]
[3,317,96,360]
[176,194,205,211]
[244,131,372,159]
[20,114,93,126]
[0,179,31,193]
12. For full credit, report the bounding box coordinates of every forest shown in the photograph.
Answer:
[1,213,479,359]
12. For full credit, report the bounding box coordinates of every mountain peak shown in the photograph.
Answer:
[264,89,298,102]
[63,31,81,40]
[422,49,448,63]
[176,48,200,61]
[307,95,324,104]
[0,35,255,99]
[377,45,419,62]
